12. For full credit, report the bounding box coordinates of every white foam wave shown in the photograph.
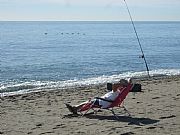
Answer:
[1,68,180,96]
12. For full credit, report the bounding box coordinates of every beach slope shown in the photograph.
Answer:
[0,76,180,135]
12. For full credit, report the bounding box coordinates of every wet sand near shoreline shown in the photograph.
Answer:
[0,76,180,135]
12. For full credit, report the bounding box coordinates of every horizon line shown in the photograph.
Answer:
[0,20,180,22]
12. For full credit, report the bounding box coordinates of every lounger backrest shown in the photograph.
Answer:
[107,83,133,108]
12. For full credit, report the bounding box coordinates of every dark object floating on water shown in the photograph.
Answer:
[59,32,86,35]
[44,33,48,35]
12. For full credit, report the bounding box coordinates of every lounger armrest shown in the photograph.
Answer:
[95,97,114,103]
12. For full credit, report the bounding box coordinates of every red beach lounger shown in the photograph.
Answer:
[78,82,134,119]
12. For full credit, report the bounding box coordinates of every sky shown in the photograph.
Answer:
[0,0,180,21]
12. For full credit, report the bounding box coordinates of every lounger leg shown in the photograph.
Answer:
[81,107,91,116]
[109,109,119,120]
[122,106,131,116]
[92,108,99,115]
[81,100,96,116]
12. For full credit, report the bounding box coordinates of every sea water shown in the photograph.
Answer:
[1,21,180,96]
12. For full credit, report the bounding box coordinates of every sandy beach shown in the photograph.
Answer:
[0,76,180,135]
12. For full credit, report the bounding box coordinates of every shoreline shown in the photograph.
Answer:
[0,75,180,135]
[1,74,180,97]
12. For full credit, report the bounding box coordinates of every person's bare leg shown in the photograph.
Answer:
[65,100,91,114]
[74,100,90,108]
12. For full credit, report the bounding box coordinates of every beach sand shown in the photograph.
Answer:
[0,76,180,135]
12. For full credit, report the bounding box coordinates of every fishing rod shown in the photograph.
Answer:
[123,0,150,78]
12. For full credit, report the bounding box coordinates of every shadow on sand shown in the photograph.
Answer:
[63,113,159,126]
[85,114,159,126]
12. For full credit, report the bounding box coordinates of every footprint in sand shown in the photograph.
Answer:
[121,132,134,135]
[35,123,44,128]
[146,126,156,129]
[39,131,54,135]
[152,97,160,99]
[159,115,176,119]
[52,124,66,129]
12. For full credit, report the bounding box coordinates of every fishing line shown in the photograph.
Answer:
[123,0,150,78]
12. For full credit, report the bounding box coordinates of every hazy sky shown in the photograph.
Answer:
[0,0,180,21]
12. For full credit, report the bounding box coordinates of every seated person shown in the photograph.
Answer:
[65,78,132,114]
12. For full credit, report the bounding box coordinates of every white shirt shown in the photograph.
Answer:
[99,90,120,108]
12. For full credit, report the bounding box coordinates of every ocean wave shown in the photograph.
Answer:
[1,69,180,96]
